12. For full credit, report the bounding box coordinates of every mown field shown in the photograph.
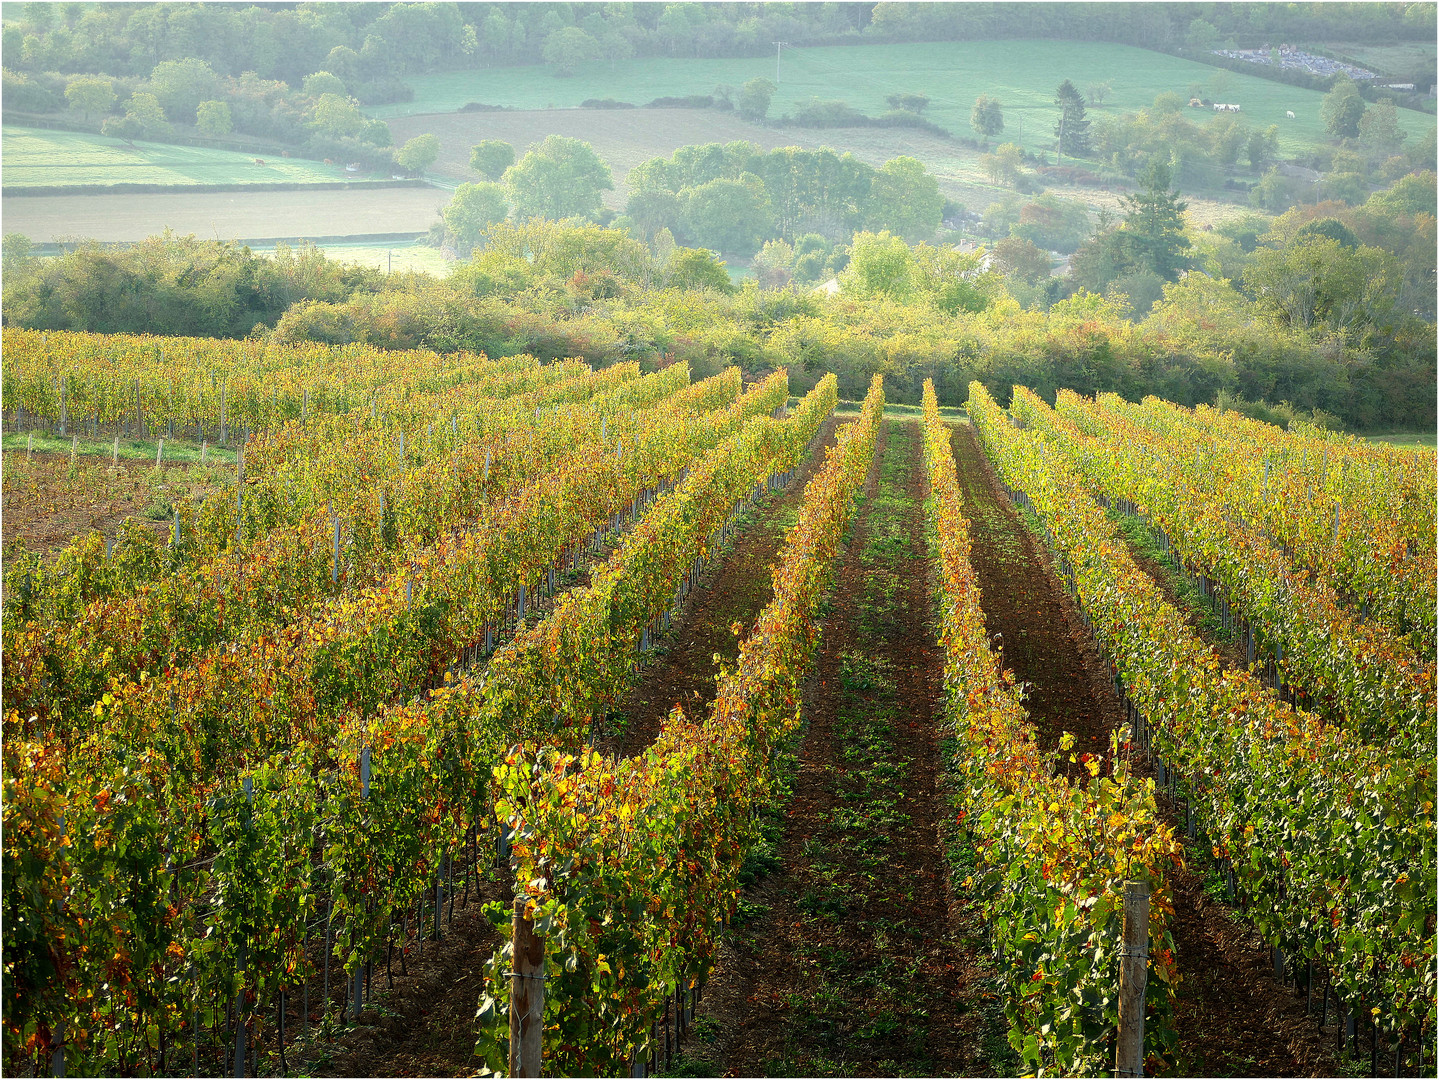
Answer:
[0,187,445,245]
[0,127,390,189]
[372,39,1434,157]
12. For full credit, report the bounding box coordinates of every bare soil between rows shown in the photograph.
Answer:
[608,416,842,758]
[1,448,222,567]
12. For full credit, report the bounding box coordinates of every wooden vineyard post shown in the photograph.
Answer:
[509,896,544,1078]
[354,747,372,1019]
[1115,880,1149,1078]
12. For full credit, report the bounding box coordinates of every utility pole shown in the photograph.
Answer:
[773,40,788,83]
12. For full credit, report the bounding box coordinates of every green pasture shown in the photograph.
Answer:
[1,127,381,189]
[1313,41,1437,79]
[254,241,455,277]
[371,39,1433,159]
[1362,430,1437,449]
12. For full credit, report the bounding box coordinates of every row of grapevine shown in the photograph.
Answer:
[473,375,884,1076]
[4,365,722,739]
[3,329,542,437]
[1138,395,1435,564]
[967,382,1436,1057]
[1,376,841,1077]
[1009,387,1434,748]
[3,356,671,632]
[920,381,1182,1075]
[10,370,782,779]
[471,372,838,745]
[1084,393,1436,652]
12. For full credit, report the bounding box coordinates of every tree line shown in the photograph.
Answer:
[5,162,1434,432]
[5,4,1432,88]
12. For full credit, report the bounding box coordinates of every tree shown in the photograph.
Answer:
[310,92,367,139]
[1113,161,1191,280]
[3,233,38,286]
[991,236,1053,284]
[101,115,145,143]
[1085,80,1113,107]
[1294,218,1360,249]
[363,119,393,149]
[1054,79,1091,156]
[1243,236,1401,336]
[1321,76,1366,140]
[679,178,771,254]
[736,77,776,122]
[443,182,510,254]
[623,189,682,244]
[970,95,1004,140]
[1321,172,1369,206]
[1357,99,1407,157]
[753,239,795,287]
[65,75,115,121]
[121,91,169,136]
[912,244,1001,314]
[1246,126,1279,172]
[1011,193,1093,254]
[840,230,916,301]
[1367,171,1437,217]
[147,58,220,126]
[395,133,440,174]
[504,135,614,221]
[195,99,232,137]
[1185,18,1219,51]
[864,156,943,242]
[664,247,735,292]
[982,142,1023,187]
[542,27,602,76]
[470,140,516,181]
[323,46,360,84]
[886,92,930,114]
[302,71,348,99]
[1249,167,1301,213]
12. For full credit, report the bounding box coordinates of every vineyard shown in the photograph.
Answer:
[2,330,1434,1078]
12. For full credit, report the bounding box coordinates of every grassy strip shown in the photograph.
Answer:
[755,421,943,1074]
[2,431,238,465]
[1103,507,1237,645]
[1361,431,1437,449]
[828,398,967,421]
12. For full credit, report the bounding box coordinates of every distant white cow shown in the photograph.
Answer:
[1286,110,1296,119]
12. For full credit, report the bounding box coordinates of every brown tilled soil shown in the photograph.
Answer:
[946,420,1122,772]
[608,417,841,758]
[950,420,1349,1078]
[684,419,993,1077]
[1,449,221,566]
[301,874,508,1079]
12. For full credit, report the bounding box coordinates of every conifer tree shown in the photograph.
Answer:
[1054,79,1091,156]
